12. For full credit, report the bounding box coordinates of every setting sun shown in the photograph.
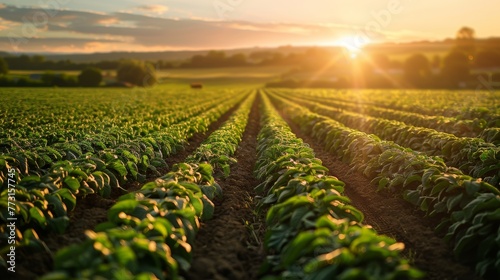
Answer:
[334,35,371,58]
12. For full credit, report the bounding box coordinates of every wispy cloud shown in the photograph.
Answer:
[135,5,168,15]
[0,4,381,53]
[223,22,322,35]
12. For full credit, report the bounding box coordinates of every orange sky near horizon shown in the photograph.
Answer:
[0,0,499,53]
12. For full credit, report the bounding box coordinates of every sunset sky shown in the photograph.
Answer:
[0,0,498,53]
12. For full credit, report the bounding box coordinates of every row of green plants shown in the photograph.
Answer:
[186,93,256,177]
[254,93,422,279]
[480,127,500,145]
[0,92,248,265]
[40,162,219,280]
[272,89,489,137]
[0,93,244,185]
[269,92,500,278]
[40,91,256,279]
[0,88,225,139]
[0,89,237,194]
[288,89,499,124]
[275,92,500,188]
[0,90,231,152]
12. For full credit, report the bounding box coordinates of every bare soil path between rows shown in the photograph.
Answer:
[277,107,480,280]
[184,94,265,280]
[5,100,243,280]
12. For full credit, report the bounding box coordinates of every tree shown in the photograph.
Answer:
[0,57,8,75]
[475,50,500,68]
[431,55,441,69]
[226,53,248,67]
[455,26,476,58]
[249,51,275,62]
[41,72,77,87]
[78,67,103,87]
[204,51,226,66]
[117,60,157,87]
[372,53,392,70]
[492,73,500,83]
[404,54,431,88]
[456,26,475,40]
[32,55,45,64]
[442,51,471,87]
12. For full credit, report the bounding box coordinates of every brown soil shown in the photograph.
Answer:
[1,102,241,280]
[278,110,480,280]
[184,94,265,280]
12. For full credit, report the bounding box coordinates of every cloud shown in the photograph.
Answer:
[135,5,168,15]
[0,18,18,31]
[383,29,441,42]
[223,22,322,35]
[0,5,118,29]
[0,36,121,52]
[0,5,354,53]
[96,17,120,26]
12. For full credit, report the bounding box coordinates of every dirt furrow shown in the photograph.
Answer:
[184,95,265,280]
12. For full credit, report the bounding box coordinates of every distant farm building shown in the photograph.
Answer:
[191,83,203,89]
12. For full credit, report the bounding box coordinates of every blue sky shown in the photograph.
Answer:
[0,0,498,53]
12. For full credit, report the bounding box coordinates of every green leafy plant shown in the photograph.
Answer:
[40,91,256,279]
[255,93,422,279]
[268,90,500,278]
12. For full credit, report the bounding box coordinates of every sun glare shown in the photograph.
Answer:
[335,35,370,58]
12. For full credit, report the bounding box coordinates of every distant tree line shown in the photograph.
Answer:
[180,51,249,68]
[0,67,102,87]
[0,57,8,75]
[1,54,120,71]
[1,26,500,89]
[0,58,157,87]
[387,27,500,88]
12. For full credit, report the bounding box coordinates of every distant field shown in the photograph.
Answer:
[9,66,290,87]
[159,66,287,79]
[160,66,290,87]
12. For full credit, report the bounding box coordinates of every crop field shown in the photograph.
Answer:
[1,87,499,280]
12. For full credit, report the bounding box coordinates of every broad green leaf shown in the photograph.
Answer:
[63,177,80,193]
[114,246,136,267]
[108,160,128,177]
[29,207,47,227]
[48,216,70,234]
[54,188,77,211]
[108,200,139,223]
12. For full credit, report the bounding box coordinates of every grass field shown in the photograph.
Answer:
[8,66,290,87]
